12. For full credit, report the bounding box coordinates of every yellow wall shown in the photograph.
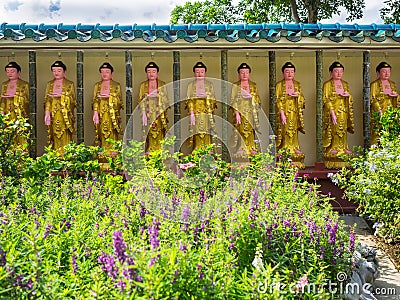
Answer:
[0,49,397,165]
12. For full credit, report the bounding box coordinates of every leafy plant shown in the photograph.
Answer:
[0,113,31,179]
[23,143,109,181]
[0,154,355,299]
[334,108,400,243]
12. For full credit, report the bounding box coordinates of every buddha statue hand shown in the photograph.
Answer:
[389,91,398,97]
[142,111,148,126]
[330,110,337,125]
[340,91,350,97]
[235,111,241,124]
[47,92,61,98]
[190,110,196,125]
[280,110,287,125]
[97,93,108,99]
[1,93,13,98]
[93,111,100,125]
[44,110,51,126]
[289,91,299,97]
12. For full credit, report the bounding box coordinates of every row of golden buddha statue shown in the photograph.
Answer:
[1,60,398,169]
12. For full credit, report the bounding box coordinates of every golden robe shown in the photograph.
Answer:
[1,78,30,147]
[92,80,123,150]
[44,79,76,151]
[322,79,354,169]
[138,80,169,153]
[370,79,399,145]
[186,79,216,152]
[230,80,261,155]
[275,80,305,168]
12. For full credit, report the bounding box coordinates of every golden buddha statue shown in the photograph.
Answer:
[370,61,399,145]
[275,62,305,168]
[322,61,354,169]
[92,62,123,151]
[44,60,76,151]
[0,61,30,148]
[230,62,261,156]
[185,61,217,152]
[138,62,169,153]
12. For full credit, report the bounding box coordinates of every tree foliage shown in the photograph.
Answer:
[170,0,365,24]
[380,0,400,23]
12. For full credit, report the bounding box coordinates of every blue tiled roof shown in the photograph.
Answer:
[1,22,400,43]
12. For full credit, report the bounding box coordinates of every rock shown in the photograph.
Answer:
[345,243,379,300]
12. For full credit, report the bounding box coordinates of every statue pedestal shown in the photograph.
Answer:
[298,162,357,213]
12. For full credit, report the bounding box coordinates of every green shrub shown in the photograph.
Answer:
[0,153,355,299]
[334,107,400,243]
[0,113,31,179]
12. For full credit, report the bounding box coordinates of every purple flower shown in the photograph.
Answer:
[148,257,157,266]
[43,224,53,239]
[0,248,6,267]
[283,219,291,227]
[116,280,126,293]
[61,219,71,232]
[181,204,191,223]
[229,242,235,250]
[179,242,187,252]
[122,257,136,280]
[98,252,118,279]
[71,254,78,274]
[348,230,356,252]
[13,274,33,291]
[198,189,207,203]
[113,230,127,263]
[328,222,338,245]
[148,217,160,250]
[86,186,93,199]
[319,246,325,259]
[265,200,271,210]
[251,188,259,204]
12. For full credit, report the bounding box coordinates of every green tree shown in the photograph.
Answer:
[170,0,240,24]
[170,0,365,24]
[380,0,400,23]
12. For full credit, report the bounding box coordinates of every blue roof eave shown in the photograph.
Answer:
[1,22,400,44]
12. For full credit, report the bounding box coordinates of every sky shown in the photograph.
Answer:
[0,0,387,25]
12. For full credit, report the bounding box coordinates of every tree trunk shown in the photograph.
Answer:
[290,0,301,23]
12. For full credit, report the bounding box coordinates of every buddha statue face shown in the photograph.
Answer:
[146,67,158,81]
[330,67,344,80]
[378,67,391,80]
[5,67,19,81]
[238,68,250,81]
[194,67,206,79]
[100,68,112,81]
[283,68,295,81]
[52,67,65,80]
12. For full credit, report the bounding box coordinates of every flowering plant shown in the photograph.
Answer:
[0,113,31,179]
[0,151,356,299]
[334,108,400,245]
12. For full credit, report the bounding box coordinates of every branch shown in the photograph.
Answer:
[290,0,301,23]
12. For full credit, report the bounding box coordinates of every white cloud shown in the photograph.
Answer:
[0,0,388,25]
[0,0,190,24]
[322,1,384,24]
[4,0,23,11]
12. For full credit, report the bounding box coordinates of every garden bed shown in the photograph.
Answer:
[0,153,357,299]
